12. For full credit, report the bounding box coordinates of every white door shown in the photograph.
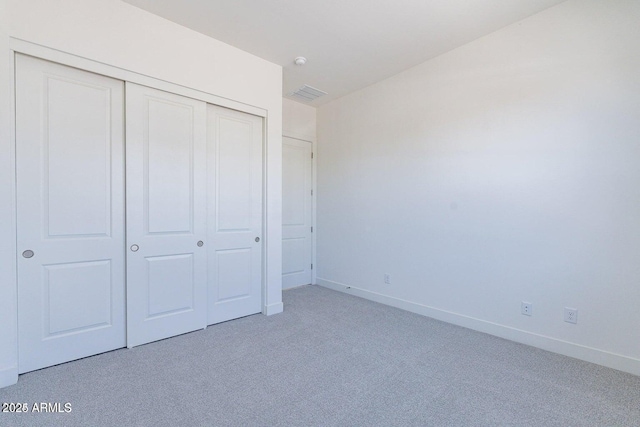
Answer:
[282,137,313,289]
[207,105,263,325]
[126,83,208,347]
[16,54,126,373]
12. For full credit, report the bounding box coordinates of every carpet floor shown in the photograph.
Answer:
[1,285,639,426]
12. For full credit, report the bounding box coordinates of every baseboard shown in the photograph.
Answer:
[317,278,640,376]
[264,302,284,316]
[283,283,312,291]
[0,365,18,389]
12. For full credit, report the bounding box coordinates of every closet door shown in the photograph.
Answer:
[126,83,207,347]
[207,105,263,325]
[16,54,126,373]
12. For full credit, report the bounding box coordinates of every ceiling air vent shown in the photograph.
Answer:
[289,85,327,103]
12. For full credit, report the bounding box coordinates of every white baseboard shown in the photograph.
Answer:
[264,302,284,316]
[0,365,18,389]
[317,278,640,376]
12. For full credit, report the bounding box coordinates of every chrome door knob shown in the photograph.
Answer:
[197,240,204,247]
[22,250,34,258]
[255,237,260,242]
[130,244,139,252]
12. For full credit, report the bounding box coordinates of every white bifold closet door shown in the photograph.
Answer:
[207,105,263,325]
[282,137,313,289]
[16,54,126,373]
[125,83,208,347]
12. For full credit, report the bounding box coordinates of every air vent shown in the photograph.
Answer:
[289,85,327,103]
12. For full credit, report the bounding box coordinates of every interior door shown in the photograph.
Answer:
[207,104,263,325]
[16,54,126,373]
[126,83,207,347]
[282,137,313,289]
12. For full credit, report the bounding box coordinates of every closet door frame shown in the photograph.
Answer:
[7,40,276,372]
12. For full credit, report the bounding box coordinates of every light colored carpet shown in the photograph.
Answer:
[1,285,639,426]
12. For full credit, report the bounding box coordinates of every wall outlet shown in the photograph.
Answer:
[564,307,578,324]
[384,274,391,284]
[521,302,532,316]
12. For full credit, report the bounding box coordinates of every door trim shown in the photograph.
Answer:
[1,39,19,389]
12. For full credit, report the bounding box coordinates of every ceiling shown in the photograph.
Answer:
[123,0,567,106]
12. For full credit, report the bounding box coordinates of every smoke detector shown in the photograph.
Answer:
[294,56,307,66]
[288,85,327,103]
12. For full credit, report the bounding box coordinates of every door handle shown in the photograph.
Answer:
[255,237,260,243]
[130,244,139,252]
[22,250,34,258]
[197,240,204,247]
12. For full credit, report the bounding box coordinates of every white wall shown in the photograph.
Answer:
[317,0,640,374]
[0,0,283,388]
[283,98,317,142]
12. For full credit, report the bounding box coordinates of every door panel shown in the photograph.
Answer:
[45,261,112,335]
[208,105,263,325]
[46,77,113,237]
[216,249,252,301]
[146,99,194,233]
[282,137,313,289]
[282,237,308,279]
[126,83,207,347]
[16,54,126,373]
[146,254,195,317]
[216,118,254,231]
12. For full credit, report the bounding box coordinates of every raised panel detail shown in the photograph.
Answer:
[146,254,194,318]
[44,260,112,336]
[282,144,307,226]
[147,99,193,234]
[216,249,251,302]
[216,117,253,231]
[282,238,306,275]
[45,77,111,238]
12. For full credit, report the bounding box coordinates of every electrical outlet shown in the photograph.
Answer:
[521,302,532,316]
[384,274,391,284]
[564,307,578,324]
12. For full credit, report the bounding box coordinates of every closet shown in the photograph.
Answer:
[15,54,263,373]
